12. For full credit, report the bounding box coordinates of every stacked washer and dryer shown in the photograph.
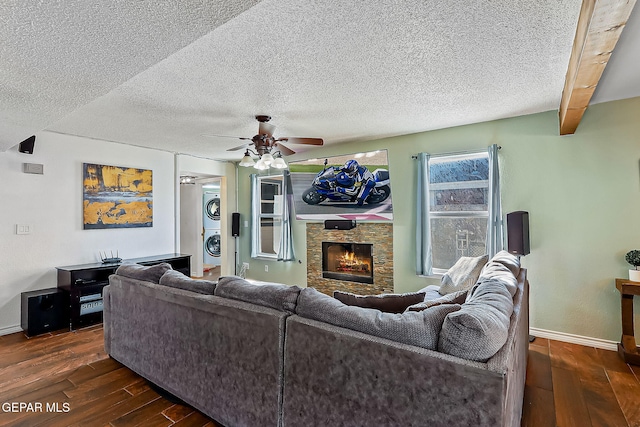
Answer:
[203,192,221,267]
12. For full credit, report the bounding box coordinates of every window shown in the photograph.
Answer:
[428,152,489,273]
[254,175,283,258]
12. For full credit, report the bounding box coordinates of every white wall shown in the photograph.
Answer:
[0,131,176,334]
[180,183,203,276]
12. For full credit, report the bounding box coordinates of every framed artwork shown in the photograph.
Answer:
[82,163,153,229]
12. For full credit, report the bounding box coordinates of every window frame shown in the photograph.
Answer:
[253,174,283,259]
[427,151,490,274]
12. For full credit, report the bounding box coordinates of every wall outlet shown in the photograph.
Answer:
[242,262,250,270]
[264,265,269,272]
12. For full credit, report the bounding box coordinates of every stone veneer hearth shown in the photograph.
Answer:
[306,223,393,295]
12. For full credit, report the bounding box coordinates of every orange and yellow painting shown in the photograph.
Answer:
[83,163,153,229]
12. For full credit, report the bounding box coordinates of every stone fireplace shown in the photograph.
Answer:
[307,222,393,295]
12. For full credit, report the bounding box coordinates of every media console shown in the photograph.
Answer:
[57,253,191,330]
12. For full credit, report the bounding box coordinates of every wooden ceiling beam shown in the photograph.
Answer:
[559,0,637,135]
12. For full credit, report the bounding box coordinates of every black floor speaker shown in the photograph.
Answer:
[21,288,68,336]
[507,211,530,256]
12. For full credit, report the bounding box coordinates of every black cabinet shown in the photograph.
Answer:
[57,253,191,330]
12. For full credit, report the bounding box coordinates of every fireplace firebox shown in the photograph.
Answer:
[322,242,374,284]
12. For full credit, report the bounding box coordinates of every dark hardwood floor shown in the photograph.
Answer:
[0,325,218,427]
[1,326,640,426]
[522,336,640,427]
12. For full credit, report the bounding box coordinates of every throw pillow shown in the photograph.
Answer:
[159,270,216,295]
[438,278,514,362]
[333,291,426,314]
[297,287,460,350]
[417,284,443,301]
[115,262,172,284]
[214,276,301,313]
[438,254,489,295]
[405,289,468,312]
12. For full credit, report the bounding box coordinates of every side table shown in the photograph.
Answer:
[615,278,640,365]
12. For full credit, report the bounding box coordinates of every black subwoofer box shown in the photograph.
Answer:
[21,288,68,336]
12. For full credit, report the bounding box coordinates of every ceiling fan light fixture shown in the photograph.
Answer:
[271,155,288,169]
[261,152,274,165]
[254,158,269,170]
[239,150,256,167]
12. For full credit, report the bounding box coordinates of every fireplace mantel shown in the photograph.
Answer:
[306,223,393,295]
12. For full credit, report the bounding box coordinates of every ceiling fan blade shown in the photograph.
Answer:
[277,137,324,146]
[227,142,251,151]
[258,122,276,137]
[275,142,295,156]
[202,133,251,140]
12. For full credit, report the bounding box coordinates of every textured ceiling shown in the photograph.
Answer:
[2,0,639,160]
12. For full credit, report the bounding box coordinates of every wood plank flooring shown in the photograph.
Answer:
[0,326,219,427]
[2,327,640,426]
[522,337,640,427]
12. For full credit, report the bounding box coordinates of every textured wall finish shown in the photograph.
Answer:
[306,223,393,296]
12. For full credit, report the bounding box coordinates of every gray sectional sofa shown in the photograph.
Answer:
[103,251,529,427]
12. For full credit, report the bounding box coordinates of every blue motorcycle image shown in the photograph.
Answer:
[302,159,391,205]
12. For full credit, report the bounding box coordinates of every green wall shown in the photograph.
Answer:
[237,96,640,342]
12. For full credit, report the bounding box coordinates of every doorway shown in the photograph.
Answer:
[202,182,222,281]
[179,175,225,280]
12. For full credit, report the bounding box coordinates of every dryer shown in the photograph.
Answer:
[203,193,221,229]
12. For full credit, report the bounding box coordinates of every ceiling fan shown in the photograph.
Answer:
[202,115,323,169]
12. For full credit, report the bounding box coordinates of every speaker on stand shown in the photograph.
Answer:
[232,213,240,275]
[506,210,534,342]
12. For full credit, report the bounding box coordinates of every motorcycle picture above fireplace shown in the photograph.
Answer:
[289,150,393,221]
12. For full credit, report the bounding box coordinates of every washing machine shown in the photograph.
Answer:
[204,229,221,265]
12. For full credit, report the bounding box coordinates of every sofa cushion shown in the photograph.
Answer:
[439,254,488,295]
[471,261,518,298]
[297,287,460,350]
[159,269,216,295]
[490,250,521,277]
[115,262,172,284]
[333,291,426,314]
[438,278,514,362]
[214,276,301,313]
[406,289,468,312]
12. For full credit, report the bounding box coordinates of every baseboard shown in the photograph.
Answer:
[530,327,618,351]
[0,325,24,337]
